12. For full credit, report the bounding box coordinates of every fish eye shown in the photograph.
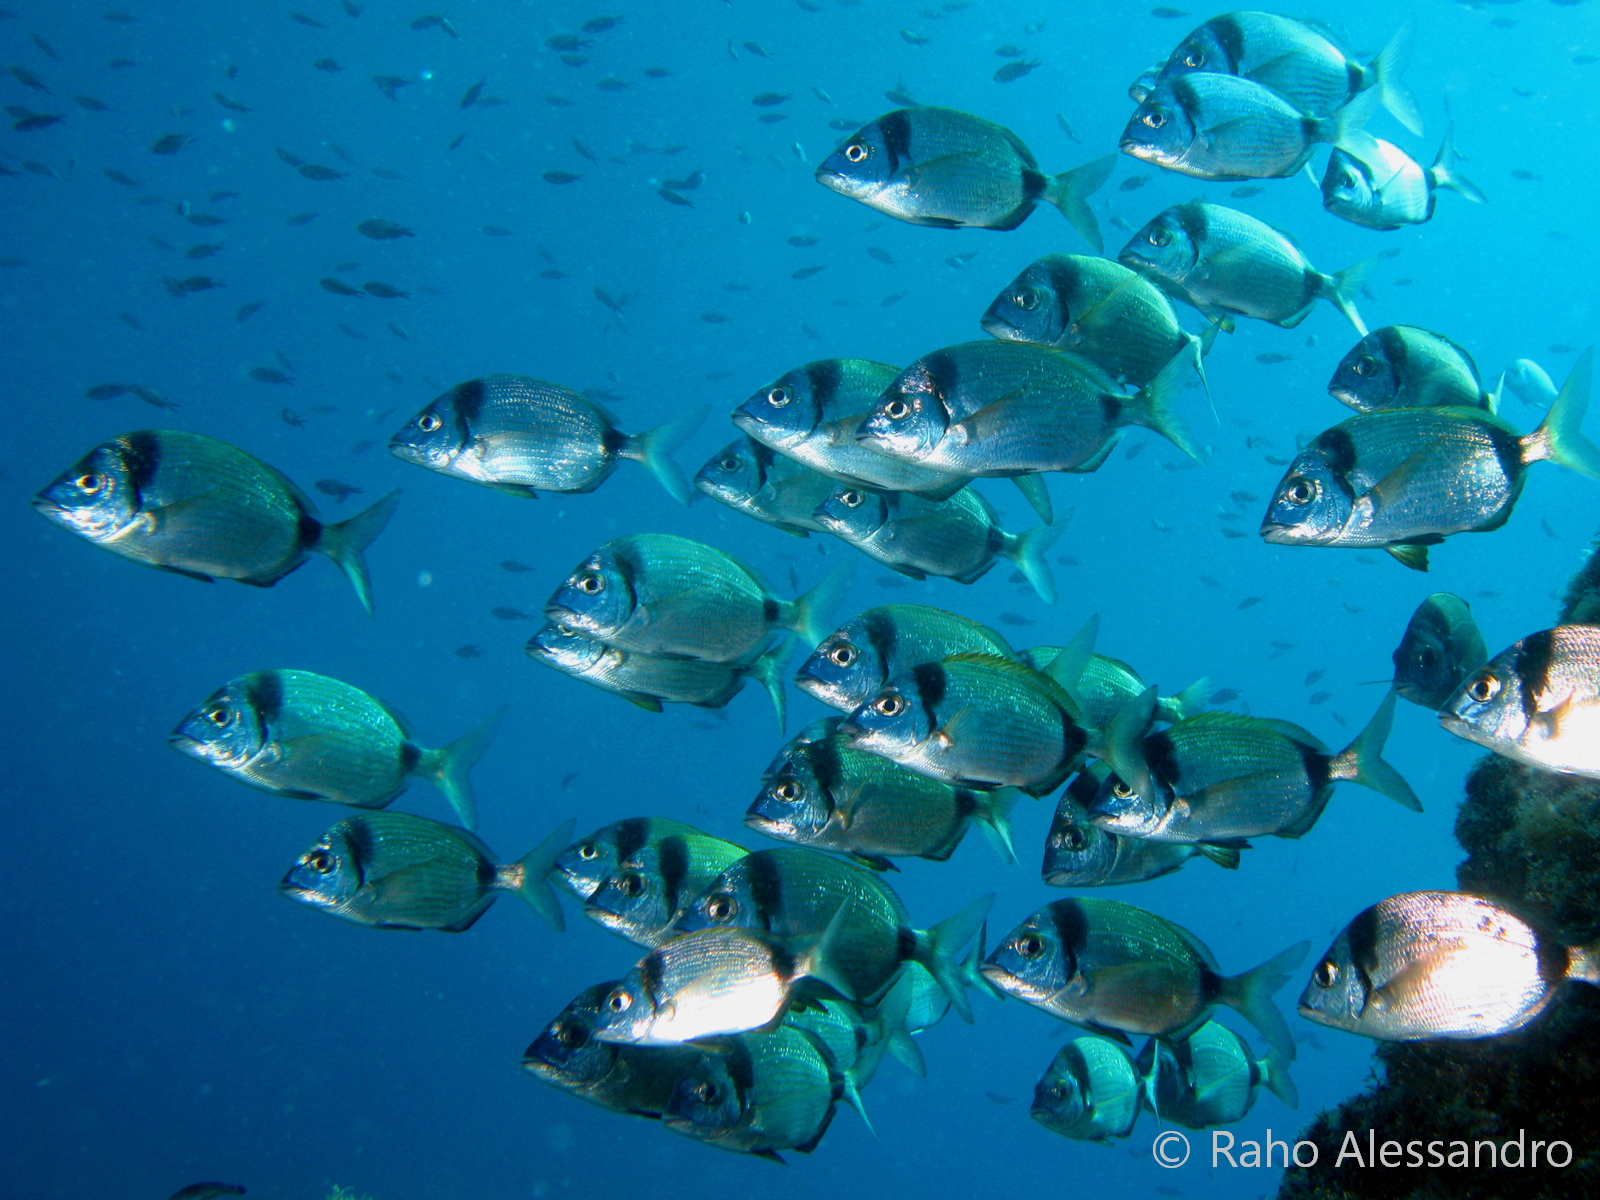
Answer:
[844,143,869,164]
[770,779,800,802]
[204,705,231,727]
[1183,49,1206,67]
[418,413,442,433]
[1060,828,1086,851]
[694,1080,720,1103]
[1140,110,1167,129]
[1013,287,1042,312]
[1339,171,1358,189]
[305,848,335,875]
[1285,478,1318,506]
[840,490,865,508]
[884,398,911,421]
[873,692,906,717]
[767,386,791,407]
[1015,932,1045,960]
[828,644,857,667]
[577,842,599,861]
[554,1019,588,1048]
[1110,781,1136,800]
[1353,356,1378,377]
[1147,227,1172,247]
[718,455,742,471]
[1418,646,1439,669]
[1049,1081,1068,1100]
[616,872,644,898]
[705,893,737,922]
[1467,673,1501,703]
[1313,959,1339,988]
[605,988,633,1013]
[576,570,606,596]
[75,473,104,494]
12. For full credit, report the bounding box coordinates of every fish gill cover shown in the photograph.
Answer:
[2,1,1597,1199]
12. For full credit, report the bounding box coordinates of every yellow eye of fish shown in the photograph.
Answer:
[885,399,911,420]
[418,413,442,432]
[841,490,865,508]
[874,693,906,717]
[577,571,605,595]
[1111,782,1136,800]
[1016,933,1044,960]
[844,143,868,163]
[205,705,230,726]
[1147,228,1172,247]
[829,645,856,667]
[617,872,643,898]
[1183,50,1205,67]
[1467,674,1501,703]
[1313,960,1339,988]
[76,473,104,494]
[772,779,800,802]
[307,849,335,874]
[1286,479,1317,505]
[1353,356,1378,377]
[767,386,791,406]
[1014,288,1041,311]
[1141,110,1167,129]
[577,843,599,861]
[605,989,632,1012]
[706,894,737,921]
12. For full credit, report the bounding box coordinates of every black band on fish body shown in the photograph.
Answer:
[895,924,918,964]
[600,426,627,458]
[1173,201,1209,247]
[762,596,781,624]
[1515,630,1557,719]
[452,377,487,424]
[862,609,899,681]
[809,736,846,811]
[614,817,652,864]
[746,851,787,930]
[1048,899,1090,976]
[1345,903,1382,1001]
[475,852,498,888]
[398,740,422,773]
[1213,18,1245,73]
[657,834,690,915]
[804,359,844,425]
[769,937,798,984]
[879,109,912,178]
[638,949,666,1007]
[910,661,947,729]
[1295,740,1332,795]
[244,670,285,731]
[1317,426,1359,481]
[955,789,978,817]
[1143,729,1180,792]
[119,431,163,512]
[342,818,375,887]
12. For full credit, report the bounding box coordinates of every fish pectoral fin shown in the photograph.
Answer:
[1199,116,1252,144]
[1364,952,1451,1016]
[951,390,1030,445]
[140,491,220,532]
[155,563,217,583]
[1245,52,1313,97]
[1354,450,1436,521]
[931,706,979,750]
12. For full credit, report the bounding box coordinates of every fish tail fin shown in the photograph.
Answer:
[747,640,790,732]
[623,404,707,505]
[912,894,996,1023]
[787,563,853,650]
[1320,260,1371,338]
[1090,685,1159,797]
[1325,84,1382,147]
[960,920,1005,1003]
[1045,154,1116,253]
[1009,472,1054,523]
[1132,343,1202,461]
[837,1071,876,1136]
[1217,941,1307,1062]
[876,969,927,1075]
[973,787,1022,864]
[1428,123,1485,204]
[1523,349,1600,480]
[1260,1044,1299,1110]
[417,706,503,830]
[317,488,401,614]
[1167,675,1213,722]
[1003,519,1065,605]
[1331,689,1422,811]
[802,901,860,1001]
[511,817,576,931]
[1371,20,1423,137]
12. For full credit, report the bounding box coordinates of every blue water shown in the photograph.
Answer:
[4,2,1596,1198]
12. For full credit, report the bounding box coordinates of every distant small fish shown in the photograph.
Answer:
[657,187,694,207]
[1118,175,1150,191]
[867,246,897,266]
[876,576,912,588]
[700,311,729,324]
[482,225,513,237]
[128,384,178,410]
[744,41,773,58]
[998,612,1036,627]
[901,29,931,46]
[9,65,48,92]
[214,92,250,113]
[1124,441,1147,460]
[455,644,483,658]
[1542,518,1558,538]
[290,10,329,26]
[500,560,532,573]
[373,75,408,101]
[1256,353,1292,365]
[752,92,791,107]
[1151,6,1189,16]
[184,243,223,262]
[319,277,364,297]
[286,212,318,226]
[363,281,408,299]
[281,408,307,428]
[187,213,226,227]
[1220,528,1248,538]
[583,15,621,34]
[315,479,362,502]
[313,58,340,73]
[1231,185,1265,198]
[994,59,1041,82]
[1056,113,1079,141]
[1308,691,1331,706]
[412,13,459,36]
[1510,169,1540,181]
[595,76,630,92]
[1550,344,1576,354]
[1211,688,1241,703]
[163,276,224,296]
[388,322,410,340]
[460,78,486,108]
[357,218,412,240]
[1305,669,1325,686]
[881,292,906,308]
[250,367,293,385]
[103,168,139,186]
[74,95,110,111]
[235,302,264,321]
[150,133,192,154]
[491,606,533,621]
[85,384,130,400]
[1056,555,1080,566]
[542,170,581,185]
[985,1091,1014,1105]
[1238,596,1264,610]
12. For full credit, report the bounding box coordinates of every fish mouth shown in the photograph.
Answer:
[1258,520,1296,543]
[1436,710,1471,736]
[1117,134,1156,158]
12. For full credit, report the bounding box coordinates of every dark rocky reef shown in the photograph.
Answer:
[1279,543,1600,1199]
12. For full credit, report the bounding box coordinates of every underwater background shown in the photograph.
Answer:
[3,1,1597,1197]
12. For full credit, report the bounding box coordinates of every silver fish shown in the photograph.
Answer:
[1391,593,1486,709]
[1137,1018,1296,1128]
[694,437,837,536]
[1322,127,1484,231]
[1032,1036,1144,1142]
[1327,325,1493,413]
